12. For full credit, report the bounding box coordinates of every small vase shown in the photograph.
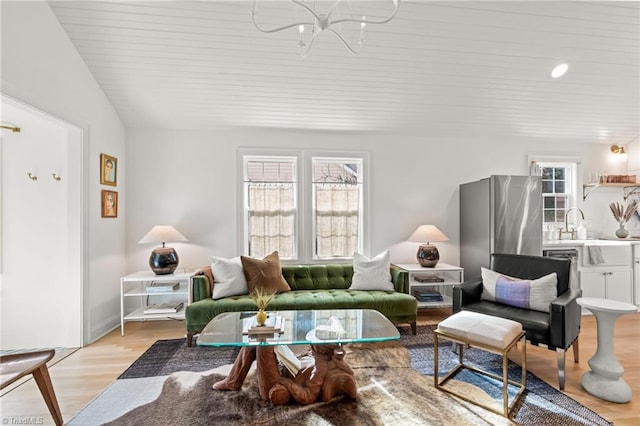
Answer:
[256,309,268,326]
[615,224,629,239]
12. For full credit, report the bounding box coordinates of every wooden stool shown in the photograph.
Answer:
[434,311,526,417]
[0,349,63,425]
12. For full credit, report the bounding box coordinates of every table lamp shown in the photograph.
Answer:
[408,225,449,267]
[138,225,188,275]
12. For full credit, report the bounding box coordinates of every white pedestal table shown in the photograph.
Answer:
[577,297,638,403]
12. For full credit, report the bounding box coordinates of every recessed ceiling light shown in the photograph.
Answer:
[551,64,568,78]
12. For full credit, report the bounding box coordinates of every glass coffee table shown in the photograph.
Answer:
[197,309,399,405]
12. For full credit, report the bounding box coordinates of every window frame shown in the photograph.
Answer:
[310,156,365,260]
[242,154,299,260]
[238,148,369,263]
[529,155,582,230]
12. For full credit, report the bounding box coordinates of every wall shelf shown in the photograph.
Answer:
[583,183,640,201]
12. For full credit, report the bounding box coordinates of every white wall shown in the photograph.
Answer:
[126,128,607,271]
[627,137,639,179]
[581,139,639,238]
[1,1,126,344]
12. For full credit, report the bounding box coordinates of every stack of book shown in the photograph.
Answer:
[242,314,286,335]
[143,301,184,314]
[412,289,444,302]
[145,282,179,293]
[414,274,444,283]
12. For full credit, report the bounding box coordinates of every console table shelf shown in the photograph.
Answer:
[393,263,464,310]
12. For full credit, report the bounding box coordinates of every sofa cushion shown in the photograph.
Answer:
[241,251,291,295]
[209,256,248,300]
[185,289,417,333]
[350,250,394,291]
[282,264,354,291]
[481,267,557,313]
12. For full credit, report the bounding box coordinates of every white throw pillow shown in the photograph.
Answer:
[209,256,249,300]
[480,267,557,313]
[349,250,394,291]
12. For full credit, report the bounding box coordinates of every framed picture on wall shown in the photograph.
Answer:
[100,153,117,186]
[101,190,118,218]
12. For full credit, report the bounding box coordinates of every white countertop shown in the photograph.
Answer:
[543,238,640,248]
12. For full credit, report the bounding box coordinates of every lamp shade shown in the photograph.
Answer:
[408,225,448,268]
[138,225,188,275]
[138,225,188,245]
[408,225,449,243]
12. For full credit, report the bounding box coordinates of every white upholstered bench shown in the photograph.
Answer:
[434,311,527,417]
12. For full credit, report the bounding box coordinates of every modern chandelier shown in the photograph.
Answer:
[251,0,400,57]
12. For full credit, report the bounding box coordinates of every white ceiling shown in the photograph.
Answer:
[48,1,639,143]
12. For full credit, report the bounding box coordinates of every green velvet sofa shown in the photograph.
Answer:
[185,263,417,346]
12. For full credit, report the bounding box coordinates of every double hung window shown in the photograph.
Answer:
[241,151,365,261]
[531,157,580,230]
[312,158,363,259]
[244,156,297,259]
[542,164,571,225]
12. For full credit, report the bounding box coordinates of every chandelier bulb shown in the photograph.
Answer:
[299,25,305,33]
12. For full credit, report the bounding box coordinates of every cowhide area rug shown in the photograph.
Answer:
[104,341,512,426]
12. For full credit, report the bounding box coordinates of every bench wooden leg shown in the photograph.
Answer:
[410,321,417,335]
[32,364,63,426]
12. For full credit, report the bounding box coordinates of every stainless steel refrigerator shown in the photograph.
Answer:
[460,175,543,278]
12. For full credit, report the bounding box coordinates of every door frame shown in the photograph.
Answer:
[1,93,86,347]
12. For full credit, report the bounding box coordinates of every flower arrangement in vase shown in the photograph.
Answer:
[609,201,638,239]
[250,288,276,326]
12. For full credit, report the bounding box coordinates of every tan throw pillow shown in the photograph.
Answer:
[194,265,215,295]
[241,251,291,295]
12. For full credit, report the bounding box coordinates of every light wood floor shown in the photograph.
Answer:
[1,313,639,425]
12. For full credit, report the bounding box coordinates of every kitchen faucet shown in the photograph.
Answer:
[558,207,585,240]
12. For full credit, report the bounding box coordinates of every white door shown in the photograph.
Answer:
[1,97,83,349]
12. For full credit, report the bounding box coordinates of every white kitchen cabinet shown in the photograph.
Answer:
[578,244,633,309]
[580,270,633,303]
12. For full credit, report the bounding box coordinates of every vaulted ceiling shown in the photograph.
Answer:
[48,1,639,143]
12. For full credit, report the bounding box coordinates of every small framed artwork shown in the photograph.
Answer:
[101,190,118,218]
[100,153,118,186]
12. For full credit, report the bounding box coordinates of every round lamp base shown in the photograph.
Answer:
[149,247,179,275]
[417,244,439,268]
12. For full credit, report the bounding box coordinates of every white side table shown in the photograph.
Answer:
[577,297,638,403]
[120,270,194,336]
[393,263,464,310]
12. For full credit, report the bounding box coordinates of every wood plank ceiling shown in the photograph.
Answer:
[48,1,639,143]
